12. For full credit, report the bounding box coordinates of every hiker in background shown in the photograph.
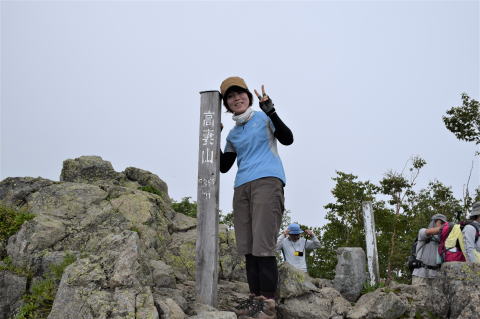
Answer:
[463,202,480,263]
[219,76,293,319]
[411,214,447,286]
[276,223,321,273]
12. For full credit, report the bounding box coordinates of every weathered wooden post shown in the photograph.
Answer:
[362,201,380,286]
[196,90,221,306]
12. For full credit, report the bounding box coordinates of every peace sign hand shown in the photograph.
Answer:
[254,85,276,116]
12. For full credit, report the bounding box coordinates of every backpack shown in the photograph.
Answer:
[407,237,431,272]
[438,221,480,262]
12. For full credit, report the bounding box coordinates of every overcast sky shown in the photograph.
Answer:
[1,1,479,227]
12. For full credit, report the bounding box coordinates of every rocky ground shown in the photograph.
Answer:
[1,156,479,319]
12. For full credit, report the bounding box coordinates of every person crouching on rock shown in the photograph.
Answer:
[219,76,293,319]
[276,223,321,273]
[412,214,447,286]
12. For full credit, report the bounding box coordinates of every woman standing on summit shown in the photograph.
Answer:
[219,76,293,319]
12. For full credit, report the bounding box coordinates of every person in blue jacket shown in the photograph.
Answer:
[219,76,293,319]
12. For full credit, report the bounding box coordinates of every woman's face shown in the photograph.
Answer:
[226,90,250,115]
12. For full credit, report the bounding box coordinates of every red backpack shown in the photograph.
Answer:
[438,221,480,262]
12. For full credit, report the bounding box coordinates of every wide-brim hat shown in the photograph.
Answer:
[431,214,448,223]
[287,223,304,235]
[470,202,480,217]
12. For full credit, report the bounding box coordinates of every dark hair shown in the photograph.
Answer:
[222,86,253,112]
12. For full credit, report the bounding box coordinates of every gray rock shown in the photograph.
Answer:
[0,177,55,207]
[277,262,319,299]
[0,270,27,319]
[278,287,352,319]
[150,259,176,288]
[386,282,438,319]
[311,277,334,289]
[429,262,480,319]
[155,297,186,319]
[189,303,237,319]
[124,167,168,196]
[154,288,189,311]
[60,156,123,185]
[333,247,367,302]
[347,290,408,319]
[171,213,197,232]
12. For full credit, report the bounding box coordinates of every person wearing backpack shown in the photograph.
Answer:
[412,214,447,286]
[276,223,321,273]
[462,202,480,263]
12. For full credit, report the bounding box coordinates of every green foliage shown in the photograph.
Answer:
[311,163,465,283]
[0,203,35,243]
[171,197,197,218]
[0,256,33,278]
[129,226,140,233]
[164,242,196,279]
[361,281,386,294]
[281,209,292,232]
[443,93,480,144]
[15,254,76,319]
[220,211,234,229]
[138,185,163,196]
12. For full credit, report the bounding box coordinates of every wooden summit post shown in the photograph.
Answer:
[196,91,221,306]
[362,201,380,286]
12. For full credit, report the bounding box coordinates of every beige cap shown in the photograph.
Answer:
[220,76,249,96]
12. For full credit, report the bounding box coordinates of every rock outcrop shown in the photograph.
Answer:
[2,156,480,319]
[0,156,242,319]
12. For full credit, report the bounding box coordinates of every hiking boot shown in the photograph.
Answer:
[243,296,276,319]
[234,294,264,317]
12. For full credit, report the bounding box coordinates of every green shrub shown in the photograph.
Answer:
[0,203,35,243]
[361,281,386,295]
[0,256,33,278]
[15,254,76,319]
[138,185,163,196]
[171,197,197,218]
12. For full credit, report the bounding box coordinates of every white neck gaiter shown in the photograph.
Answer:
[232,107,254,125]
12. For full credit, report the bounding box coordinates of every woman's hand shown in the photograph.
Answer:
[254,85,275,115]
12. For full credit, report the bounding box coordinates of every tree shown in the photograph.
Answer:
[443,93,480,144]
[171,197,197,218]
[379,156,425,283]
[443,93,480,212]
[311,171,380,279]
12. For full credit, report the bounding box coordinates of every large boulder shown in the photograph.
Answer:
[124,167,168,196]
[429,262,480,319]
[59,156,170,199]
[0,270,27,319]
[60,156,122,185]
[347,290,408,319]
[333,247,367,302]
[0,177,55,207]
[277,262,318,299]
[279,287,352,319]
[276,262,351,319]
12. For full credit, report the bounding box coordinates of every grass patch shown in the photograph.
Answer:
[0,256,33,278]
[361,281,386,294]
[14,254,76,319]
[138,185,163,197]
[0,203,35,243]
